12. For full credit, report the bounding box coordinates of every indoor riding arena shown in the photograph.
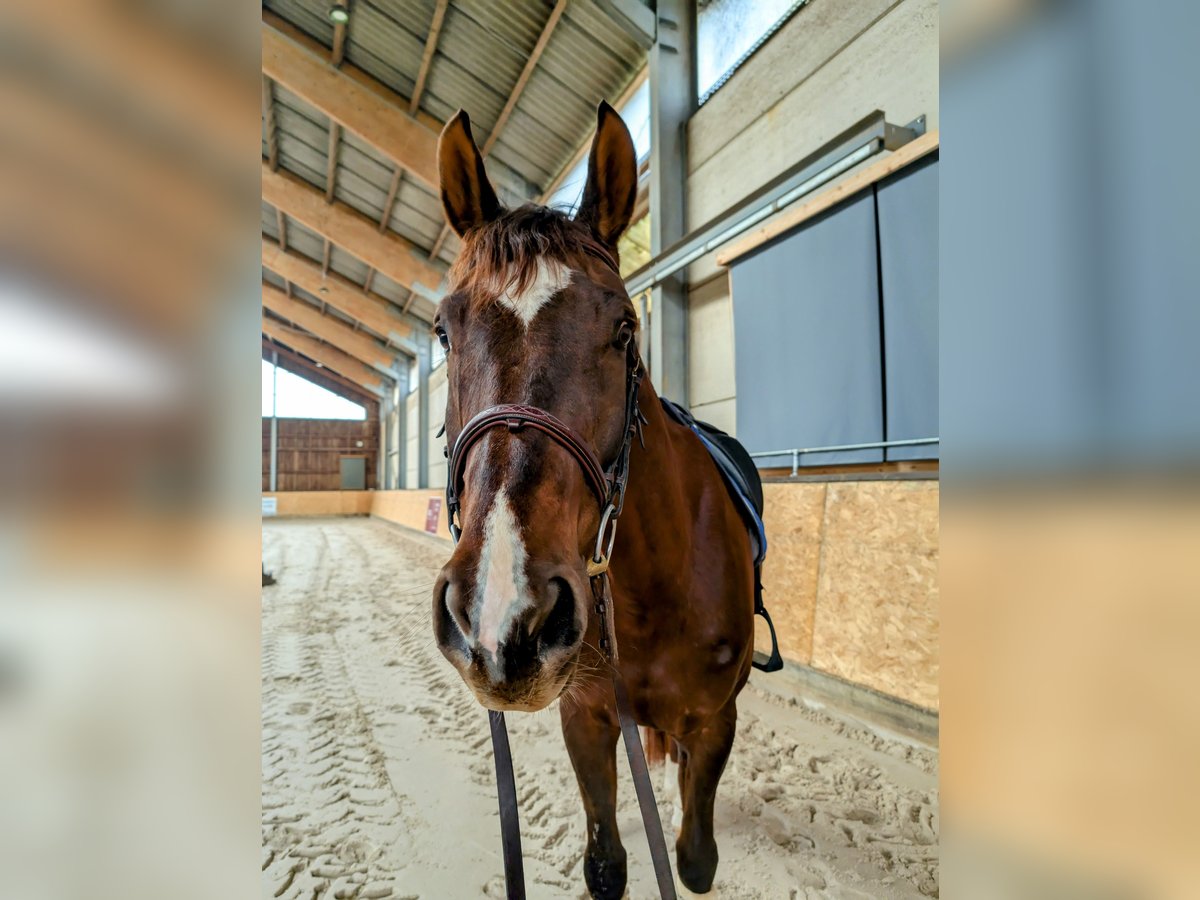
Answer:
[261,1,939,897]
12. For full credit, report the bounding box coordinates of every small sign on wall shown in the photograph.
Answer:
[262,497,278,517]
[425,497,442,534]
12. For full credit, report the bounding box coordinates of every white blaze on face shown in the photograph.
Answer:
[497,258,572,327]
[475,488,530,655]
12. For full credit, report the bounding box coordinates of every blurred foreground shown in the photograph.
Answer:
[0,2,259,898]
[942,1,1200,898]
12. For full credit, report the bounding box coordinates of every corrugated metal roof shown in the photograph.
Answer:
[262,0,646,332]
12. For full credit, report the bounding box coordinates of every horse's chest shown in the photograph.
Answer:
[618,627,743,733]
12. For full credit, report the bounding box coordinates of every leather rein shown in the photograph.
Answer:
[443,342,679,900]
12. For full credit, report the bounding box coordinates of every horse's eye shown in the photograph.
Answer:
[616,321,634,349]
[435,326,451,352]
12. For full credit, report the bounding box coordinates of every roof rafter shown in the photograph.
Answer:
[262,282,408,371]
[483,0,568,156]
[261,238,421,346]
[262,16,440,191]
[379,167,403,233]
[410,0,449,115]
[261,314,386,397]
[331,13,348,67]
[262,163,443,297]
[325,122,341,202]
[262,75,280,171]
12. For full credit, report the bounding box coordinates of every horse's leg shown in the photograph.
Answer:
[561,698,626,900]
[674,699,737,893]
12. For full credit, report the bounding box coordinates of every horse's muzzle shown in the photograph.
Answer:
[433,562,586,712]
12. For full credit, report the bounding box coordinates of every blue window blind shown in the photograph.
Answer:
[731,193,884,466]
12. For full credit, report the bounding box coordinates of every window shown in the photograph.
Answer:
[697,0,808,103]
[262,360,365,420]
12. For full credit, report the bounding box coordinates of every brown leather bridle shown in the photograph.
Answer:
[445,339,644,584]
[441,341,678,900]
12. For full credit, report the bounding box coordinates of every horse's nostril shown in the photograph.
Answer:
[539,576,580,650]
[437,576,471,649]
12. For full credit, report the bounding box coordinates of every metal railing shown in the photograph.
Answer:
[750,437,939,476]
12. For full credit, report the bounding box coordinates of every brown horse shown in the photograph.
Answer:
[431,102,756,898]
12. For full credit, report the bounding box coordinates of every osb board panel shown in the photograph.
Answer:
[810,481,939,709]
[265,491,373,516]
[758,483,827,664]
[370,490,449,537]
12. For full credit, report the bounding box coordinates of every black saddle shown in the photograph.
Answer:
[659,398,783,672]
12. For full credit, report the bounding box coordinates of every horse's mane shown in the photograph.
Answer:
[449,205,614,301]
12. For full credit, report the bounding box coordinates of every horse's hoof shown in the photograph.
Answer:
[584,845,627,900]
[676,836,718,894]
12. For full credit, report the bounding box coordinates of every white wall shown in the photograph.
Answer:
[384,381,401,489]
[684,0,939,430]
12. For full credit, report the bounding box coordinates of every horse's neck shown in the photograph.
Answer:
[623,381,702,538]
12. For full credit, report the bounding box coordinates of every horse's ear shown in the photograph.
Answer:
[576,101,637,249]
[438,110,502,237]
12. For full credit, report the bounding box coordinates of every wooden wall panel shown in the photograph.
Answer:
[262,418,379,492]
[263,491,373,516]
[371,489,449,537]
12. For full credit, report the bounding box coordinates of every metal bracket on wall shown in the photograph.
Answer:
[623,110,928,297]
[885,115,927,150]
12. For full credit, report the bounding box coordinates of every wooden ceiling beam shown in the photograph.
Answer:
[262,17,440,191]
[410,0,449,115]
[262,282,405,370]
[261,315,386,397]
[262,162,443,296]
[261,238,418,346]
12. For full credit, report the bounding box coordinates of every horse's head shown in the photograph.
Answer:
[431,102,640,712]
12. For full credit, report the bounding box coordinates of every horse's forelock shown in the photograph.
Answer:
[449,205,610,303]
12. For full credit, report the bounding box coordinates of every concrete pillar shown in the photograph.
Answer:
[397,366,409,489]
[378,381,389,490]
[417,336,432,489]
[647,0,696,404]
